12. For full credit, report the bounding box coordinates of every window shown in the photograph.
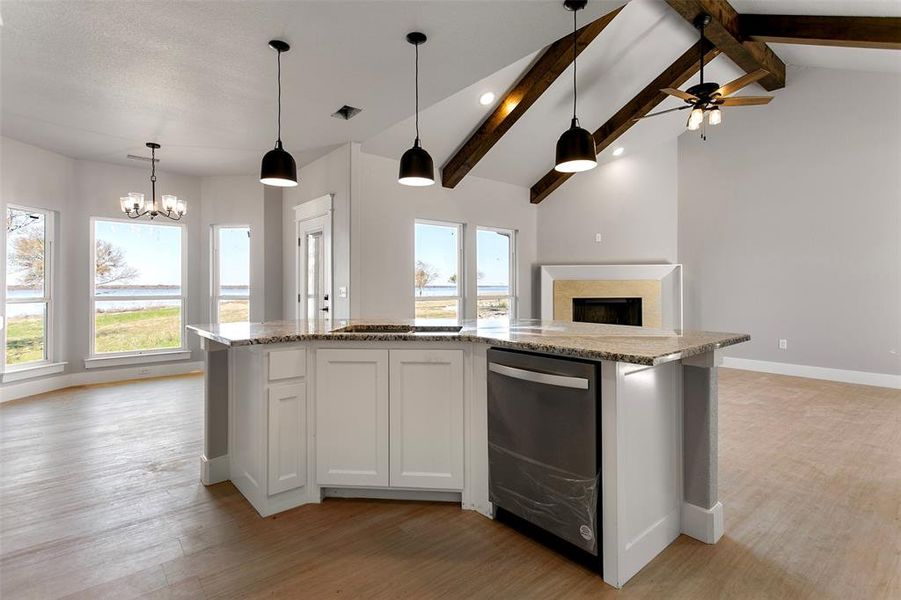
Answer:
[212,226,250,323]
[477,227,516,322]
[5,206,53,368]
[414,220,462,320]
[91,218,185,355]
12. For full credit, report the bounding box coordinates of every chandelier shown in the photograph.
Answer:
[120,142,186,221]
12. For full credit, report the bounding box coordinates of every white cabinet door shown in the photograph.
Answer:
[389,349,464,490]
[316,349,389,487]
[268,382,307,495]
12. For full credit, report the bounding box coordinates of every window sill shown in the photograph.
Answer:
[2,362,68,383]
[83,350,192,369]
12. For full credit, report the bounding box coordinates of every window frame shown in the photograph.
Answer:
[476,225,517,321]
[414,219,464,321]
[89,216,187,358]
[210,224,251,324]
[3,204,55,371]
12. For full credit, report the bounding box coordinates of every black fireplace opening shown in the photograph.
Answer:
[572,297,642,326]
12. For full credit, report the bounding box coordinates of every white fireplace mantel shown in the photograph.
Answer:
[540,264,683,330]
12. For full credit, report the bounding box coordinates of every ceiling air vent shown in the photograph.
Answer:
[331,105,362,120]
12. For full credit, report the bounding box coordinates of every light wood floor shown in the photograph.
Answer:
[1,370,899,599]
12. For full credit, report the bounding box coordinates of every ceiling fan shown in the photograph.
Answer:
[639,14,773,136]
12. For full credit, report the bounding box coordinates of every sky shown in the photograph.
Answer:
[414,222,510,289]
[93,221,249,288]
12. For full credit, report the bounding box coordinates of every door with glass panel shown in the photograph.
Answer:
[212,225,250,323]
[297,215,331,320]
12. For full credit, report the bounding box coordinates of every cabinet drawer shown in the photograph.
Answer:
[268,348,306,381]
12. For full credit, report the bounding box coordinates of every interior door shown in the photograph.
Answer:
[297,214,332,320]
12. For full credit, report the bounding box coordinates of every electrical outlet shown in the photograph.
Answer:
[595,233,603,243]
[778,339,788,350]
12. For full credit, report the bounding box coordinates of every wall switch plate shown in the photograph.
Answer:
[338,286,348,298]
[778,339,788,350]
[595,233,603,243]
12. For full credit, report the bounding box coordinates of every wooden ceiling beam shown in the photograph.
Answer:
[665,0,786,91]
[440,5,624,189]
[739,15,901,50]
[530,41,720,204]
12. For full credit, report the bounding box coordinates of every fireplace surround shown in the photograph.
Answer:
[539,264,683,330]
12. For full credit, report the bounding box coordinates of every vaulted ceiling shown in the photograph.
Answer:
[2,0,900,187]
[0,0,620,176]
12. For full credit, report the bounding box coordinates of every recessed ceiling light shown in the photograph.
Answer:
[479,92,496,106]
[612,147,624,157]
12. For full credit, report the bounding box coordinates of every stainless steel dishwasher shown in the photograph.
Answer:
[487,348,601,569]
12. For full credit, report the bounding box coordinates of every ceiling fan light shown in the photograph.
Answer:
[555,119,597,173]
[708,106,722,126]
[687,107,704,131]
[260,142,298,187]
[398,140,435,186]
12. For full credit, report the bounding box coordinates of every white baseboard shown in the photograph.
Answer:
[722,357,900,390]
[0,361,204,403]
[681,501,724,544]
[200,454,230,486]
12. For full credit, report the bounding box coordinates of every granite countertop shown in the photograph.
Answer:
[187,319,749,366]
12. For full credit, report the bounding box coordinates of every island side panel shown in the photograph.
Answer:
[201,337,230,485]
[680,351,724,544]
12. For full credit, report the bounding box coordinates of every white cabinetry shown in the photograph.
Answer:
[229,346,309,517]
[315,347,464,491]
[389,350,464,489]
[268,382,307,494]
[315,349,390,487]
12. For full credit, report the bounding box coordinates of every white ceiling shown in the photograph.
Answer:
[365,0,752,185]
[366,0,901,187]
[0,0,621,176]
[2,0,900,184]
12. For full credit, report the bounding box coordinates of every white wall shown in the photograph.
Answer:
[1,137,204,377]
[1,138,75,372]
[2,138,283,394]
[283,144,352,320]
[537,140,678,266]
[199,175,282,323]
[679,66,901,376]
[354,151,538,320]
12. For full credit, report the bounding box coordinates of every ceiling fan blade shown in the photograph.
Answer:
[718,96,773,106]
[633,106,691,121]
[716,69,769,98]
[661,88,697,102]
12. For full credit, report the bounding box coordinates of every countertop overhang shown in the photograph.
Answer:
[187,319,749,366]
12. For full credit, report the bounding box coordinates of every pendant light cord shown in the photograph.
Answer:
[276,49,283,145]
[572,8,577,121]
[414,41,420,142]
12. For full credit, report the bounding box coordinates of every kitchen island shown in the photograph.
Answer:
[187,319,748,587]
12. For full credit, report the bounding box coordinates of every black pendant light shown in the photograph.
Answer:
[398,31,435,186]
[555,0,597,173]
[260,39,298,187]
